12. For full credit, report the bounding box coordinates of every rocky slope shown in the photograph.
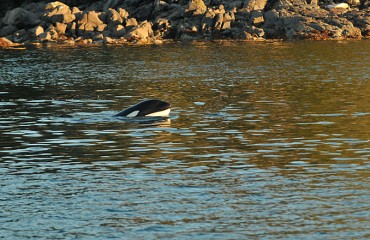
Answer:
[0,0,369,46]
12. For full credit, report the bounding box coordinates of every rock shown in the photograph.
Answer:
[38,31,52,41]
[214,13,224,30]
[67,22,77,36]
[103,0,122,12]
[2,7,40,29]
[77,23,95,37]
[111,25,126,37]
[93,33,104,41]
[28,26,44,38]
[118,8,129,20]
[107,8,123,27]
[71,7,81,15]
[0,25,18,37]
[55,22,68,35]
[221,11,235,30]
[96,24,107,32]
[45,1,68,10]
[202,8,216,30]
[126,18,138,28]
[250,10,264,26]
[13,29,27,43]
[131,2,155,21]
[104,36,115,44]
[0,37,14,47]
[128,21,154,40]
[185,0,207,16]
[154,18,170,31]
[79,11,104,27]
[44,4,76,24]
[180,33,196,41]
[243,0,268,11]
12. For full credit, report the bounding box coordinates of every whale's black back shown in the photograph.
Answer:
[114,99,171,117]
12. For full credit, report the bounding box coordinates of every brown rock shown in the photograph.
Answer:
[45,1,68,11]
[44,4,76,24]
[55,22,68,35]
[28,26,44,39]
[118,8,129,20]
[242,0,268,11]
[129,21,153,40]
[107,8,123,25]
[96,24,107,32]
[0,37,14,47]
[126,18,138,28]
[79,11,104,27]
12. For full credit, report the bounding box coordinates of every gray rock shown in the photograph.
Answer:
[201,8,216,30]
[111,24,126,37]
[13,29,27,43]
[67,22,77,36]
[38,31,52,41]
[250,10,264,26]
[0,25,18,37]
[2,7,40,29]
[103,0,122,11]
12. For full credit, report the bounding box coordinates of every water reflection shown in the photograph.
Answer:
[1,41,370,239]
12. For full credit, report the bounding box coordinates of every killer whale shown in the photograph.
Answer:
[114,99,171,118]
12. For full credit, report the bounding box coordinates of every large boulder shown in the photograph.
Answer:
[43,4,76,24]
[106,8,123,28]
[78,11,104,27]
[185,0,207,16]
[128,21,154,40]
[2,7,40,29]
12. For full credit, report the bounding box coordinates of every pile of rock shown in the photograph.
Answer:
[0,0,369,46]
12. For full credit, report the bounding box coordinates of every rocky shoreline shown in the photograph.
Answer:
[0,0,369,47]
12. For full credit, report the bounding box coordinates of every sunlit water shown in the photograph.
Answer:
[1,41,370,239]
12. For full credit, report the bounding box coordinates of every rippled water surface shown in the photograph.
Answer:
[1,41,370,239]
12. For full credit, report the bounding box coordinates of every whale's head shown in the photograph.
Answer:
[114,99,171,118]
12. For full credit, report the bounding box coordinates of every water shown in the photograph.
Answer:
[1,41,370,239]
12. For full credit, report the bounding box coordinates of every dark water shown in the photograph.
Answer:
[1,41,370,239]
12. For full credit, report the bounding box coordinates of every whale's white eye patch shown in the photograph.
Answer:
[126,110,139,117]
[145,108,171,117]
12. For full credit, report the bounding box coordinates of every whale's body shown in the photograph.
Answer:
[114,99,171,117]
